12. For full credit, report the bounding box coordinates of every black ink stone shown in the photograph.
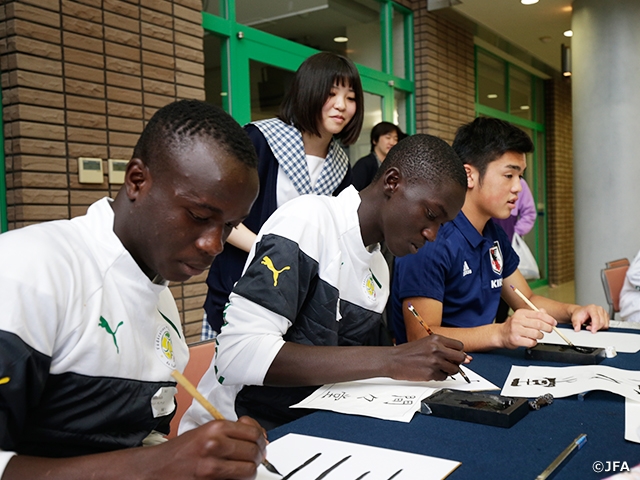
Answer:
[420,389,529,428]
[525,343,606,365]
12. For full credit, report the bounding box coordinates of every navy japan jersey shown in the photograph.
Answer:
[390,211,520,344]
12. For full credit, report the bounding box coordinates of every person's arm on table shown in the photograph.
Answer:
[503,269,610,332]
[402,296,556,352]
[2,418,266,480]
[265,335,467,385]
[217,291,467,387]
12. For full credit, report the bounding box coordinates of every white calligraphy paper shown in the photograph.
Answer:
[501,365,640,400]
[291,366,498,422]
[540,329,640,353]
[625,398,640,443]
[256,433,460,480]
[609,320,640,331]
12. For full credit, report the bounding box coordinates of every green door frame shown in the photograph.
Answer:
[203,0,415,131]
[474,46,548,288]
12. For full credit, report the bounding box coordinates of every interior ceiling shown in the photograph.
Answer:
[450,0,573,72]
[226,0,573,73]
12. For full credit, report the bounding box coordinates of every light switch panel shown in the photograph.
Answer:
[108,159,128,184]
[78,157,104,184]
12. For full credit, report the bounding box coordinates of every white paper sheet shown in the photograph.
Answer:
[626,398,640,443]
[501,365,640,400]
[257,433,460,480]
[291,366,498,422]
[540,329,640,353]
[610,320,640,331]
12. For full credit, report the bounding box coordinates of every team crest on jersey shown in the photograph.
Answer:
[489,241,503,275]
[362,269,381,301]
[261,255,290,286]
[155,326,176,369]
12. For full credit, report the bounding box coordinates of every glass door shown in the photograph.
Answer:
[201,0,414,145]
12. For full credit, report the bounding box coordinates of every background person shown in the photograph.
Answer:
[0,100,266,480]
[492,177,536,242]
[203,51,364,339]
[351,121,405,191]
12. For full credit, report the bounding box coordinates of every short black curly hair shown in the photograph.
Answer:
[373,134,466,189]
[133,100,258,172]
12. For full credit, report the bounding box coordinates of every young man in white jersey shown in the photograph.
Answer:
[0,100,266,480]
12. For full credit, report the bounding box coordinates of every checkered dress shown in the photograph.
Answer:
[253,118,349,196]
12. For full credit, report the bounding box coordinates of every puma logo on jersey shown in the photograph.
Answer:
[99,316,124,354]
[463,261,472,277]
[261,255,290,286]
[0,377,9,385]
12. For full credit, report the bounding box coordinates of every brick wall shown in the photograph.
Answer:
[412,6,475,143]
[545,75,574,284]
[0,0,207,344]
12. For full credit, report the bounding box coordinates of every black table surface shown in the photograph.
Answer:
[269,329,640,479]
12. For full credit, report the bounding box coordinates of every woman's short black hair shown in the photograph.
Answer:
[278,52,364,146]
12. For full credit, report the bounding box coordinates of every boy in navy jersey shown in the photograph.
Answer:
[391,118,608,352]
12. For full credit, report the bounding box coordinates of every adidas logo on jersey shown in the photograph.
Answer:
[463,261,472,277]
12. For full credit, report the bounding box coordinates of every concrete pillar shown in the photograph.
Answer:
[572,0,640,306]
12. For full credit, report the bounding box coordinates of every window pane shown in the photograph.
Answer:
[201,0,220,17]
[236,0,382,71]
[350,92,383,165]
[393,89,407,133]
[249,60,295,121]
[509,66,532,120]
[392,8,406,78]
[204,33,224,108]
[477,51,506,112]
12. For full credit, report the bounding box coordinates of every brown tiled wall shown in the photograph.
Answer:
[0,0,207,344]
[413,7,475,143]
[545,76,574,284]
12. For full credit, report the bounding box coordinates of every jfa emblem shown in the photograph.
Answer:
[489,241,503,275]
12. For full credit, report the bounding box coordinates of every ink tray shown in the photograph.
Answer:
[525,343,605,365]
[420,389,529,428]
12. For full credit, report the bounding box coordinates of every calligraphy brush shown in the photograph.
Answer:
[509,285,575,348]
[406,302,471,384]
[170,370,281,476]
